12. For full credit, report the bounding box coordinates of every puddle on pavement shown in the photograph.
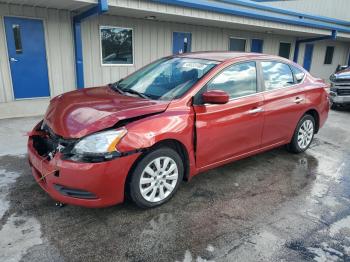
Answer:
[0,135,349,261]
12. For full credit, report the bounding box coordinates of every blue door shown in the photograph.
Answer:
[303,44,314,72]
[4,17,50,99]
[172,32,192,55]
[251,39,263,53]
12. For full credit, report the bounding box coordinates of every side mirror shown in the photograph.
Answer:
[295,73,304,82]
[202,90,229,104]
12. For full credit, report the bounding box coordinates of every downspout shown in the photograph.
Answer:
[73,0,108,89]
[293,30,337,63]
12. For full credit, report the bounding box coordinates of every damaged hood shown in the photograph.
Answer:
[44,86,170,138]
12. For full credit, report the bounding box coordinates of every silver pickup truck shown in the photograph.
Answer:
[329,66,350,109]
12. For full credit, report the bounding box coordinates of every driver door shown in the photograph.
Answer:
[193,61,264,169]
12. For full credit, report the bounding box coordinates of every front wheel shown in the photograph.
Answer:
[287,114,315,153]
[330,102,339,110]
[128,147,184,208]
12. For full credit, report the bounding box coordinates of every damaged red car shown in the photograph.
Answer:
[27,52,329,208]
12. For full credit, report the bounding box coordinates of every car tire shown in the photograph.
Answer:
[330,102,339,110]
[127,147,184,208]
[287,114,315,154]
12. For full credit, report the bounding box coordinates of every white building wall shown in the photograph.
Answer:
[262,0,350,21]
[0,3,76,118]
[82,14,297,86]
[296,40,349,78]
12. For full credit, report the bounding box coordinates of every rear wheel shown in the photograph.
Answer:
[128,147,183,208]
[287,114,315,153]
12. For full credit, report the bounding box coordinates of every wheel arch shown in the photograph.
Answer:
[303,108,320,133]
[124,138,191,199]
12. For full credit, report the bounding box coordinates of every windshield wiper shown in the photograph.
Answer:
[123,89,150,99]
[109,81,124,94]
[109,81,149,99]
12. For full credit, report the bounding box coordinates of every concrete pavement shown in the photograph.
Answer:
[0,108,349,262]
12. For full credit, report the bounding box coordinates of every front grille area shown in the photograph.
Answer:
[333,78,350,83]
[337,89,350,96]
[32,123,76,159]
[54,184,97,199]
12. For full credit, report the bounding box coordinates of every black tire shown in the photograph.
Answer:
[287,114,315,154]
[330,102,338,110]
[127,147,184,208]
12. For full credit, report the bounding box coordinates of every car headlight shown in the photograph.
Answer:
[72,128,127,155]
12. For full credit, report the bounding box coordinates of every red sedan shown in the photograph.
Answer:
[27,52,329,208]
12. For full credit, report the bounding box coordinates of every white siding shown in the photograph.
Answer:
[0,3,76,104]
[297,40,349,79]
[107,0,333,36]
[262,0,350,21]
[82,14,296,86]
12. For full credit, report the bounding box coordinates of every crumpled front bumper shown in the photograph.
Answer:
[27,135,140,208]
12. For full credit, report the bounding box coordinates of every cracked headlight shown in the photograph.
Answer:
[72,128,127,155]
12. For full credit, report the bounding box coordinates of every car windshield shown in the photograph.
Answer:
[115,57,218,100]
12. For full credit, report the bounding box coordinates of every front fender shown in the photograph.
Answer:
[117,107,197,177]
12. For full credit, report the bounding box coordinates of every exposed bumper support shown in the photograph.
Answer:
[73,0,108,89]
[293,30,337,63]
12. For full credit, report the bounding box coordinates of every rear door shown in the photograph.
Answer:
[193,61,264,168]
[260,61,306,147]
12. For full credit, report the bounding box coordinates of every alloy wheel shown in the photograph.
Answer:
[139,156,179,203]
[297,119,314,149]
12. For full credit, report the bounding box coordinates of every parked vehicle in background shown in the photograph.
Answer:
[27,52,329,208]
[330,66,350,109]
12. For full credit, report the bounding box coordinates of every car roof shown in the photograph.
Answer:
[175,51,283,62]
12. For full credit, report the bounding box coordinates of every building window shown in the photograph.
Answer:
[324,46,335,65]
[278,42,291,59]
[100,26,133,65]
[229,38,246,52]
[261,61,294,91]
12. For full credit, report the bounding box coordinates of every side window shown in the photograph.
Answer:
[261,61,294,91]
[290,65,305,83]
[207,61,257,99]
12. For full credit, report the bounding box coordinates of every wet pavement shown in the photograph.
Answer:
[0,108,349,262]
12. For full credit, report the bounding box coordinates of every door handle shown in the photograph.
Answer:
[10,57,18,62]
[294,97,304,104]
[248,107,264,114]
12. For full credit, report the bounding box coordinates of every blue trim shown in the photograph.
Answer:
[218,0,350,27]
[303,43,314,71]
[150,0,350,32]
[293,30,337,62]
[73,0,108,89]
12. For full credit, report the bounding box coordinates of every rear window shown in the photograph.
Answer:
[261,61,294,91]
